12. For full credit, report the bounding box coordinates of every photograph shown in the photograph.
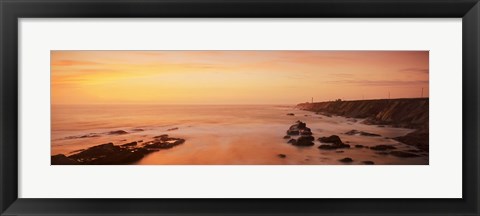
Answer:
[50,50,429,165]
[3,0,477,214]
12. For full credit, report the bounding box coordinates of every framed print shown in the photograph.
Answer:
[1,0,479,215]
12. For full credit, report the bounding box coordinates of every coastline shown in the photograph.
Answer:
[51,102,429,165]
[296,98,429,151]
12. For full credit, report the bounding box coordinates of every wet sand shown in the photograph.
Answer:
[51,105,428,165]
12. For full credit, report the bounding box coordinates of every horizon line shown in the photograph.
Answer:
[51,97,429,106]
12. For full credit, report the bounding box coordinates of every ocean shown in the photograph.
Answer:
[51,104,428,165]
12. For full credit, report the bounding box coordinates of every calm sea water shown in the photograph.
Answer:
[51,105,428,165]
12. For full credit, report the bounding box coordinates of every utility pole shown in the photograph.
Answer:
[311,97,313,103]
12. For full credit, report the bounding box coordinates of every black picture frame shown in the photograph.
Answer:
[1,0,479,215]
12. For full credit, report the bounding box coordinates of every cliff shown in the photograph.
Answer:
[296,98,429,129]
[297,98,429,151]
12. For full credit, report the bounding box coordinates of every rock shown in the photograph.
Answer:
[108,130,128,135]
[51,154,79,165]
[293,136,315,146]
[336,150,344,153]
[153,134,169,140]
[407,149,422,153]
[355,145,364,148]
[298,125,312,135]
[170,138,187,145]
[143,141,155,145]
[167,127,179,131]
[339,157,353,163]
[68,143,115,157]
[86,142,116,151]
[296,121,307,129]
[345,130,380,136]
[138,140,143,143]
[370,145,396,151]
[326,144,350,149]
[393,128,429,151]
[69,149,85,154]
[169,138,186,145]
[362,161,375,165]
[53,134,187,165]
[120,141,137,147]
[286,121,308,136]
[144,138,185,149]
[286,129,300,136]
[318,135,350,150]
[390,151,420,158]
[132,128,144,132]
[144,142,177,149]
[286,121,315,146]
[376,152,389,155]
[300,130,313,136]
[345,130,361,135]
[278,154,287,158]
[286,113,295,116]
[67,143,152,165]
[318,135,343,145]
[301,135,314,141]
[65,133,100,139]
[288,121,305,129]
[79,133,101,138]
[360,131,381,136]
[283,135,291,139]
[302,127,311,132]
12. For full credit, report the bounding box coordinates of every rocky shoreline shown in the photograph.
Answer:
[280,120,424,164]
[51,102,428,165]
[296,98,429,152]
[51,134,185,165]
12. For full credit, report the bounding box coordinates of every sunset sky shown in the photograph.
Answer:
[51,51,429,105]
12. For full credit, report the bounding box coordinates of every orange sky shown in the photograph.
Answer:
[51,51,429,105]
